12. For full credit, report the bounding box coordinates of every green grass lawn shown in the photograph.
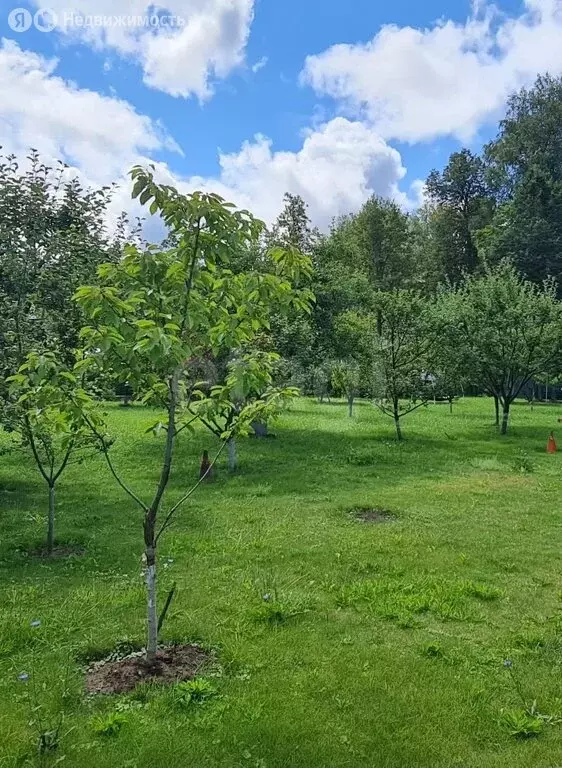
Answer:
[2,397,562,767]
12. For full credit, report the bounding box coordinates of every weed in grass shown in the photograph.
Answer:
[422,642,444,658]
[513,632,547,651]
[91,712,127,737]
[512,451,535,474]
[250,574,312,625]
[501,659,561,738]
[252,597,308,625]
[77,637,144,666]
[349,506,398,523]
[459,580,503,601]
[247,483,272,498]
[114,687,152,713]
[503,659,529,710]
[352,560,382,576]
[171,678,218,708]
[346,447,378,466]
[0,618,38,658]
[496,559,519,573]
[500,708,544,738]
[470,456,505,472]
[395,614,420,629]
[16,647,75,757]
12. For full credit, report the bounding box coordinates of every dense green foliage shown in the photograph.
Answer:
[281,74,562,386]
[0,150,133,419]
[482,75,562,286]
[438,263,562,434]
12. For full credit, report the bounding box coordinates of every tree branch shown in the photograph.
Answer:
[52,439,74,483]
[155,439,227,543]
[22,415,50,484]
[148,369,180,517]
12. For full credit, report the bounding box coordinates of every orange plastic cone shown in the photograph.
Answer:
[547,432,557,453]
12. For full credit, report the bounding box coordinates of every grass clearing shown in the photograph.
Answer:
[2,397,562,767]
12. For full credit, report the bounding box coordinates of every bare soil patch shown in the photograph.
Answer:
[350,507,398,523]
[86,644,211,695]
[28,544,86,559]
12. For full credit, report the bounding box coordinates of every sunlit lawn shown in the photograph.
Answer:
[1,396,562,767]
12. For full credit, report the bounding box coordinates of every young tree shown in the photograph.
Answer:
[188,351,298,471]
[311,362,333,403]
[426,365,463,414]
[441,262,562,434]
[75,169,312,659]
[370,290,438,440]
[331,360,361,417]
[7,352,101,554]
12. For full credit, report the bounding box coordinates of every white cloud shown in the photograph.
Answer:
[302,0,562,142]
[0,38,184,238]
[177,117,412,229]
[83,117,414,231]
[0,40,413,234]
[251,56,268,73]
[29,0,255,99]
[0,39,178,183]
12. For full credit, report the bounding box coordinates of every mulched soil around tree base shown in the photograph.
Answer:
[86,644,211,695]
[28,544,86,558]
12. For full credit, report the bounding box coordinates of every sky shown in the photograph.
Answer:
[0,0,561,232]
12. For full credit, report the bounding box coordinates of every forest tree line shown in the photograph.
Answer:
[2,74,562,448]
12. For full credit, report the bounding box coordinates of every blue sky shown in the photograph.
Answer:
[0,0,560,229]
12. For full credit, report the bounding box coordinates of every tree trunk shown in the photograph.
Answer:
[500,402,510,435]
[251,421,268,437]
[348,395,354,417]
[493,395,500,428]
[47,484,55,555]
[449,396,453,414]
[143,369,179,660]
[145,545,158,659]
[227,437,237,472]
[376,309,382,337]
[393,398,403,441]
